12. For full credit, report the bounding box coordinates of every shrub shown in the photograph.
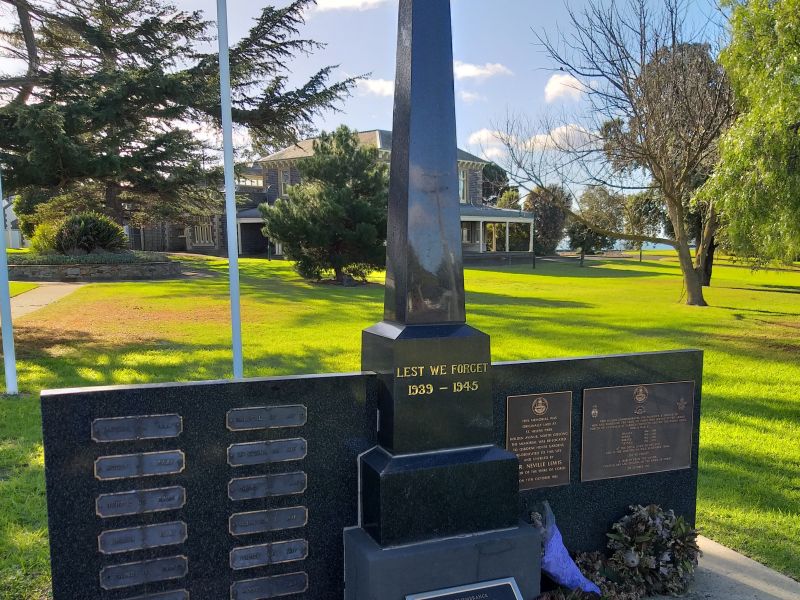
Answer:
[54,212,127,254]
[29,221,60,254]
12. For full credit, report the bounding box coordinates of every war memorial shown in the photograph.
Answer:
[39,1,702,598]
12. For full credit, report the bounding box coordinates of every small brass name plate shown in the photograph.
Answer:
[227,439,307,467]
[229,507,308,536]
[230,539,308,570]
[121,591,189,600]
[230,571,308,600]
[99,555,187,590]
[506,391,572,490]
[96,486,186,518]
[92,414,182,442]
[227,406,307,431]
[94,450,185,481]
[98,521,187,555]
[581,381,695,481]
[228,472,307,501]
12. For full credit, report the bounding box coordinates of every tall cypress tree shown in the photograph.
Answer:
[0,0,356,227]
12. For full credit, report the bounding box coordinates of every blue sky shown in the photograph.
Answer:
[171,0,608,159]
[1,0,722,161]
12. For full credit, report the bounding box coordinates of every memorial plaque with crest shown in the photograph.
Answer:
[581,381,695,481]
[506,392,572,490]
[406,578,523,600]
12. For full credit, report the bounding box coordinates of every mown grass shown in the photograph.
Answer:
[0,254,798,597]
[9,283,37,297]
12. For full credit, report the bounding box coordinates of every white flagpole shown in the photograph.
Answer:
[216,0,244,379]
[0,169,18,394]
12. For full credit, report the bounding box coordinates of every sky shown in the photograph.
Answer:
[0,0,722,162]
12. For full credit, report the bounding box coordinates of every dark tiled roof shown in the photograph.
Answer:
[260,129,488,165]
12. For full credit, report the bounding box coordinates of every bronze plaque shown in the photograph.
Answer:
[227,439,307,467]
[96,486,186,518]
[94,450,185,481]
[506,392,572,490]
[229,506,308,536]
[228,472,307,501]
[227,405,307,431]
[230,539,308,570]
[99,555,187,590]
[581,381,695,481]
[91,414,182,442]
[230,571,309,600]
[98,521,187,554]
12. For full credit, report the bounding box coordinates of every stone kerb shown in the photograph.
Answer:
[10,261,182,282]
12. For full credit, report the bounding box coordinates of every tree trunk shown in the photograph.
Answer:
[667,196,707,306]
[639,246,643,263]
[676,242,707,306]
[579,248,585,267]
[701,239,716,287]
[105,182,124,224]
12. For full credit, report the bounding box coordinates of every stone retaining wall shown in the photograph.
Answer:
[10,261,183,282]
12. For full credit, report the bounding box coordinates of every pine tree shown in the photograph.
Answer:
[261,126,388,283]
[0,0,357,228]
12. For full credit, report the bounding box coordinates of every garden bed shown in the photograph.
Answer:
[8,252,182,281]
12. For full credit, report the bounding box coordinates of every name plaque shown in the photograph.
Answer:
[230,539,308,570]
[122,591,189,600]
[95,450,185,481]
[96,486,186,518]
[99,555,188,590]
[92,414,182,442]
[227,406,307,431]
[227,439,307,467]
[506,392,572,490]
[98,521,187,555]
[581,381,695,482]
[229,507,308,536]
[231,571,308,600]
[229,472,307,501]
[406,577,523,600]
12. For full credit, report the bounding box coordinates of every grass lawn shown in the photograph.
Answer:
[0,255,798,598]
[9,282,37,298]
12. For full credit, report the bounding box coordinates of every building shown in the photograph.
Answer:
[136,130,535,259]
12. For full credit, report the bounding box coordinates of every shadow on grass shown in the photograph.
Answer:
[471,260,674,278]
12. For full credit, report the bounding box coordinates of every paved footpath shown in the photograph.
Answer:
[652,536,800,600]
[9,282,83,318]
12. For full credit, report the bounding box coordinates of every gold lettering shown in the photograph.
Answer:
[395,366,424,378]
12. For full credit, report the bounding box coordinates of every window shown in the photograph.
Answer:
[459,169,469,203]
[279,169,292,197]
[193,217,214,246]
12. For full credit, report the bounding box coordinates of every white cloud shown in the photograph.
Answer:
[468,128,502,147]
[544,73,586,103]
[459,90,486,103]
[359,78,394,97]
[482,146,506,160]
[454,60,513,81]
[529,124,595,151]
[314,0,388,11]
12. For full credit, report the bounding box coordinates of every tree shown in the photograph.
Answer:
[261,126,388,283]
[482,162,511,203]
[0,0,356,228]
[523,184,570,255]
[697,0,800,264]
[624,191,667,262]
[496,0,735,305]
[566,219,615,266]
[496,188,520,209]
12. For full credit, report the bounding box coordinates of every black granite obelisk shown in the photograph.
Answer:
[344,2,541,598]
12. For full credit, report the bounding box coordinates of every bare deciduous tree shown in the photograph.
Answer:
[495,0,734,305]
